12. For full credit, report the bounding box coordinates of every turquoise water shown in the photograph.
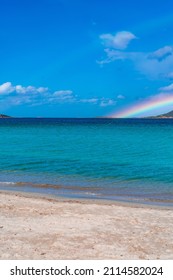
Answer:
[0,118,173,206]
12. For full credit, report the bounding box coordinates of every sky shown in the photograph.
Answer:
[1,0,173,117]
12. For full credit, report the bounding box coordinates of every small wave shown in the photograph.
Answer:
[0,181,16,185]
[83,192,97,196]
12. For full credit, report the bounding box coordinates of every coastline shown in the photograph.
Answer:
[0,190,173,260]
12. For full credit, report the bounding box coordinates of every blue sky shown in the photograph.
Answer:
[1,0,173,117]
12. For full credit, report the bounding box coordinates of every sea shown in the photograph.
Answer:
[0,118,173,206]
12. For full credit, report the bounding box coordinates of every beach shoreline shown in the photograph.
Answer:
[0,188,173,210]
[0,190,173,260]
[1,181,173,208]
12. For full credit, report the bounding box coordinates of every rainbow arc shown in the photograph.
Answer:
[108,95,173,118]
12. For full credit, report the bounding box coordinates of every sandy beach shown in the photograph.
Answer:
[0,190,173,260]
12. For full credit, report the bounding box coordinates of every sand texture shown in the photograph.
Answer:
[0,191,173,260]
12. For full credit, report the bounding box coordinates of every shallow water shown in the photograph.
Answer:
[0,118,173,206]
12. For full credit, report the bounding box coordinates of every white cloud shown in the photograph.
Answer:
[117,94,125,99]
[53,90,73,97]
[37,87,49,93]
[100,31,136,50]
[0,82,14,94]
[98,30,173,80]
[0,82,117,109]
[0,82,49,95]
[15,85,49,94]
[0,82,74,106]
[100,98,116,107]
[80,98,98,104]
[15,85,26,94]
[80,97,116,107]
[49,90,75,102]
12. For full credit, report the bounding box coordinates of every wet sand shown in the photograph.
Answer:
[0,190,173,259]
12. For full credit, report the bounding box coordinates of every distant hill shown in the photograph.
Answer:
[147,110,173,119]
[0,114,11,118]
[157,110,173,118]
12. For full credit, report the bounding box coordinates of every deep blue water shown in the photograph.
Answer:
[0,118,173,206]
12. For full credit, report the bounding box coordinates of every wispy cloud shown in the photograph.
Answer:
[165,72,173,80]
[159,83,173,91]
[53,90,73,96]
[135,49,173,79]
[80,98,98,104]
[148,46,173,62]
[97,49,131,64]
[98,31,173,80]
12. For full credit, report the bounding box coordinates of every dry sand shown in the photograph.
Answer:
[0,191,173,260]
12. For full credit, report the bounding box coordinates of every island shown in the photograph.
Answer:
[0,114,11,118]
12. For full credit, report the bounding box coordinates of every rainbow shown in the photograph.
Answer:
[108,94,173,118]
